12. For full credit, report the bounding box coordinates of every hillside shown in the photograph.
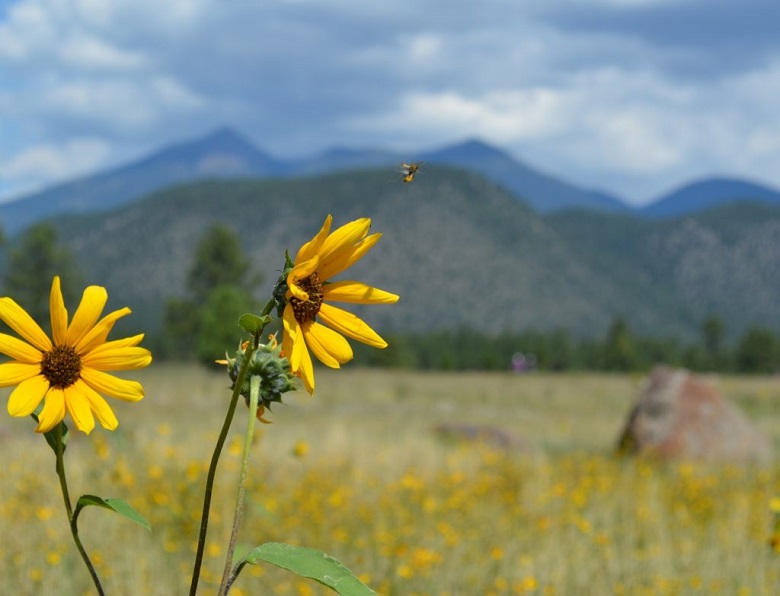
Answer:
[32,166,656,339]
[9,167,780,342]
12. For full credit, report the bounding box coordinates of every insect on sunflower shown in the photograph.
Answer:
[0,276,151,434]
[281,215,399,393]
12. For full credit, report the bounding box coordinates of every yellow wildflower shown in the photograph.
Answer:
[0,276,151,434]
[282,215,399,393]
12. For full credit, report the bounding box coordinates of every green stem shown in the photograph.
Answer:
[189,337,259,596]
[54,423,105,596]
[218,375,261,596]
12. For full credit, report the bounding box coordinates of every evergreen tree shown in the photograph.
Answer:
[186,224,252,303]
[161,224,260,361]
[602,317,638,371]
[4,223,83,326]
[735,327,777,373]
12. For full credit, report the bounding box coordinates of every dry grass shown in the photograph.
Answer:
[1,365,779,595]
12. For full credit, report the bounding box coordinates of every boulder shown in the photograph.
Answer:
[617,365,773,463]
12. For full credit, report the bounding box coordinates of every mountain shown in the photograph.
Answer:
[0,127,283,233]
[641,177,780,218]
[24,166,780,343]
[0,128,633,233]
[420,139,631,214]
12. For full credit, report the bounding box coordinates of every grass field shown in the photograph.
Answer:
[1,365,779,595]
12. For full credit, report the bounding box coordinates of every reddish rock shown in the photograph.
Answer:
[618,366,773,463]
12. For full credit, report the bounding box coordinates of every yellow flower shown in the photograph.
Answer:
[0,276,151,435]
[282,215,399,393]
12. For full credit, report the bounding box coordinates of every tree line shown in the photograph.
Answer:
[2,222,778,374]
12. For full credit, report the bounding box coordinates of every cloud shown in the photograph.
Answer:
[1,0,780,205]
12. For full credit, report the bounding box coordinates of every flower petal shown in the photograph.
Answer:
[65,286,108,347]
[295,215,332,264]
[323,281,400,305]
[79,381,119,430]
[36,387,66,433]
[319,218,371,265]
[296,336,315,394]
[75,307,131,354]
[0,297,52,352]
[0,362,43,387]
[0,333,43,363]
[80,368,145,402]
[50,276,68,346]
[318,303,389,348]
[8,374,49,417]
[81,346,152,371]
[64,382,95,435]
[282,305,302,370]
[287,256,320,301]
[319,232,382,280]
[303,321,353,368]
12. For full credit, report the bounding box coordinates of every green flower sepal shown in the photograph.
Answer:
[221,336,299,420]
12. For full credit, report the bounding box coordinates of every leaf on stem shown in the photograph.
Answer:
[238,543,376,595]
[238,313,271,335]
[75,495,151,531]
[32,415,69,455]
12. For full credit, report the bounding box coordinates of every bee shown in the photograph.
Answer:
[400,162,422,183]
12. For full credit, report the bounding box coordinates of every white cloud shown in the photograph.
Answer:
[0,137,109,180]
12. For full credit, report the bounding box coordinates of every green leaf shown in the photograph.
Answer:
[240,543,376,595]
[238,313,271,335]
[75,495,151,531]
[31,415,68,455]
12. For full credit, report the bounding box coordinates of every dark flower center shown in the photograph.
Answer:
[290,272,324,324]
[41,345,82,388]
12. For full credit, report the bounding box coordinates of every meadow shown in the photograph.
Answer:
[1,365,779,595]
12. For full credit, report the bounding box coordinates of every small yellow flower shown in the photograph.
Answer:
[282,215,399,393]
[0,276,151,434]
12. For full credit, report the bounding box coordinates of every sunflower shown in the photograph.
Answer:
[282,215,399,393]
[0,276,152,435]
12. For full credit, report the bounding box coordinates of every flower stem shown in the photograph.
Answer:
[218,374,261,596]
[54,423,105,596]
[189,339,258,596]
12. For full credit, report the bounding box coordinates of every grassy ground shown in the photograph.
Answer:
[1,365,779,595]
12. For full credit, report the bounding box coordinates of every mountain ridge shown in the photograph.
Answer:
[3,126,780,233]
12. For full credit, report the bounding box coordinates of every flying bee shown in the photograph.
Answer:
[400,161,422,183]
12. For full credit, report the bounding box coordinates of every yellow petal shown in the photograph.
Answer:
[319,232,382,280]
[0,362,43,387]
[282,305,303,370]
[65,285,108,347]
[0,297,52,352]
[287,256,320,302]
[0,333,43,363]
[319,218,371,265]
[297,336,315,394]
[303,321,353,368]
[75,307,131,354]
[295,214,332,264]
[36,387,66,433]
[81,346,152,371]
[79,381,119,430]
[80,368,145,402]
[64,382,95,435]
[8,374,49,417]
[318,303,389,348]
[50,276,68,346]
[323,281,400,304]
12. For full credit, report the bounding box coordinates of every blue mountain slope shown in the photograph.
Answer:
[420,139,631,214]
[0,127,282,233]
[642,177,780,218]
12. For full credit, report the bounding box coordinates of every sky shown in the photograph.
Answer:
[2,0,780,206]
